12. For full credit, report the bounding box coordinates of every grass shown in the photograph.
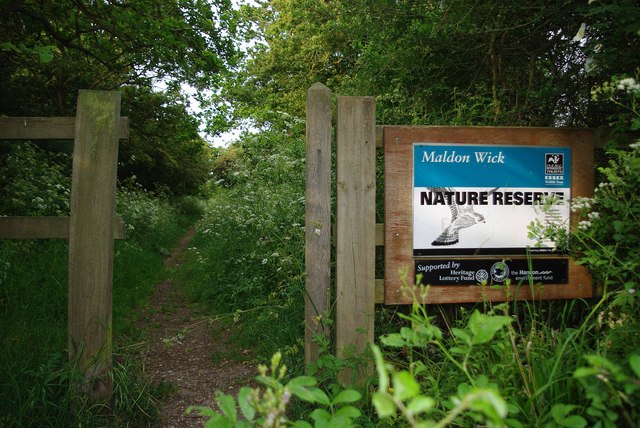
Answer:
[182,131,640,426]
[0,189,200,427]
[178,132,308,368]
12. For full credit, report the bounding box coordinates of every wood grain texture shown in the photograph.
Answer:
[304,83,332,369]
[384,126,594,305]
[335,96,376,385]
[0,117,128,140]
[0,216,125,239]
[67,91,121,399]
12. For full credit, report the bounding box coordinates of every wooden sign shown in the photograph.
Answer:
[384,126,594,305]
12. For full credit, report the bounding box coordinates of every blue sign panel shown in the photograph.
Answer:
[413,143,571,256]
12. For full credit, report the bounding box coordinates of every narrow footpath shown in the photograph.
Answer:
[137,228,254,427]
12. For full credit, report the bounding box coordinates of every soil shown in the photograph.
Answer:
[137,228,255,427]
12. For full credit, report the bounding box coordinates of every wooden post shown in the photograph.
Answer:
[305,83,333,368]
[67,90,120,399]
[335,96,376,385]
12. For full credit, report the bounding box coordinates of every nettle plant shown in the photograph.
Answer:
[187,351,363,428]
[529,73,640,302]
[527,74,640,427]
[372,289,511,428]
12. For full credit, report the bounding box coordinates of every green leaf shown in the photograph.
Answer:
[332,389,362,405]
[289,384,317,403]
[563,415,587,427]
[216,392,237,423]
[452,328,472,345]
[381,333,407,347]
[290,421,313,428]
[334,405,362,419]
[310,408,332,423]
[371,344,389,392]
[186,405,217,417]
[469,389,508,419]
[551,404,586,427]
[288,376,317,388]
[372,392,397,417]
[238,387,255,421]
[468,310,512,345]
[393,371,420,401]
[406,396,435,415]
[584,354,617,372]
[203,414,234,428]
[449,346,467,355]
[35,45,54,63]
[574,367,599,378]
[629,354,640,377]
[310,388,331,406]
[256,375,282,390]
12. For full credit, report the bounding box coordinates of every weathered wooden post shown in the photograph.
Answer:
[67,90,121,399]
[305,83,333,368]
[335,96,376,385]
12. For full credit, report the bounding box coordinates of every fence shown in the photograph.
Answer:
[0,90,126,399]
[304,83,596,385]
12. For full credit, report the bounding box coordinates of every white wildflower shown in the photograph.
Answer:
[571,196,594,212]
[578,220,591,230]
[617,77,640,94]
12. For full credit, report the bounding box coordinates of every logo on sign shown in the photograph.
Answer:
[545,153,564,175]
[490,261,510,283]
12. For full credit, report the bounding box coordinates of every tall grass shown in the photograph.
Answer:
[186,127,639,425]
[181,130,307,365]
[0,185,198,427]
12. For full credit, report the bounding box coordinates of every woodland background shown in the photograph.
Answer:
[1,1,639,427]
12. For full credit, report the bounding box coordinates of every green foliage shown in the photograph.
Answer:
[573,354,640,427]
[0,142,71,216]
[1,1,238,196]
[0,185,193,426]
[182,129,307,359]
[529,74,640,300]
[215,0,615,130]
[0,0,237,116]
[119,86,214,196]
[188,351,362,427]
[372,344,507,428]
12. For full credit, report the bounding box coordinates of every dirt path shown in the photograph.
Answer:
[137,228,254,427]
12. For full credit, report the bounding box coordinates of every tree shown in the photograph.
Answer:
[0,0,238,115]
[214,0,638,131]
[119,86,212,195]
[1,0,238,195]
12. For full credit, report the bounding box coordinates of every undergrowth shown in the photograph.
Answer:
[0,141,198,427]
[187,75,640,426]
[181,129,307,365]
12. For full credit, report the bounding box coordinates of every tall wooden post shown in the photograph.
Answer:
[68,90,120,399]
[335,96,376,385]
[305,83,333,368]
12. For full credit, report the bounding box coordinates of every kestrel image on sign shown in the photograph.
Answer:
[429,187,488,246]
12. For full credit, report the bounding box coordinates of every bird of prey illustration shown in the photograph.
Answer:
[430,187,494,246]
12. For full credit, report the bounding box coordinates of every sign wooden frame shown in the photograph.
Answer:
[384,126,594,305]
